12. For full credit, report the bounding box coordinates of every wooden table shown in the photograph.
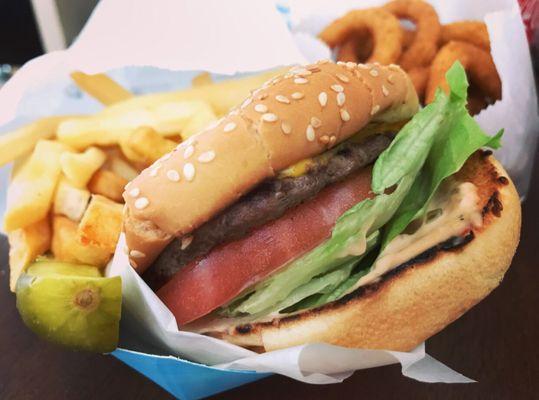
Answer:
[1,149,538,400]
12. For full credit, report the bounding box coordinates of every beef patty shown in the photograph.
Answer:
[144,134,392,289]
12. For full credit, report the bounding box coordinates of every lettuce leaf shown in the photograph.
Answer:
[380,65,502,247]
[220,62,502,318]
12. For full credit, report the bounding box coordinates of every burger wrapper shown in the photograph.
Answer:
[0,0,536,398]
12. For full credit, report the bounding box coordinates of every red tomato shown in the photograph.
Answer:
[158,168,373,325]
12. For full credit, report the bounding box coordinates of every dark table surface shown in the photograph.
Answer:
[1,148,538,400]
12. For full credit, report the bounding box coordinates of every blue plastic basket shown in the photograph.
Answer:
[113,348,271,399]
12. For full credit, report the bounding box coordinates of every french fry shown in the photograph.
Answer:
[78,195,123,254]
[60,146,106,188]
[87,170,128,202]
[102,147,141,181]
[192,72,213,87]
[56,118,130,149]
[56,100,216,149]
[70,71,133,105]
[120,126,177,165]
[99,68,286,118]
[0,116,76,168]
[51,216,111,267]
[179,103,218,140]
[8,218,51,292]
[4,140,71,232]
[53,177,91,221]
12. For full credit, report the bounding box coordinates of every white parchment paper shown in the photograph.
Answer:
[108,235,473,384]
[0,0,536,386]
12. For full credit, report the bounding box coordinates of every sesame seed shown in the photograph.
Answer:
[276,95,290,104]
[318,59,330,64]
[123,245,129,255]
[206,119,220,130]
[181,235,193,250]
[183,163,195,181]
[130,250,146,258]
[254,104,268,113]
[369,68,379,77]
[337,92,346,107]
[241,97,252,108]
[387,74,395,84]
[183,145,195,159]
[294,77,308,84]
[281,121,292,135]
[224,122,237,132]
[149,165,161,177]
[329,135,337,147]
[306,125,315,142]
[198,151,215,163]
[319,135,330,144]
[371,104,380,115]
[357,64,369,70]
[318,91,327,107]
[307,65,321,72]
[340,109,351,122]
[185,137,197,147]
[296,70,312,77]
[130,260,138,269]
[311,117,322,128]
[382,85,389,97]
[129,187,140,197]
[331,84,344,93]
[135,197,149,210]
[262,113,278,122]
[291,92,304,100]
[337,61,346,66]
[166,169,180,182]
[336,73,350,83]
[346,62,356,69]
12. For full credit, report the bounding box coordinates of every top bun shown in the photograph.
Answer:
[123,61,419,272]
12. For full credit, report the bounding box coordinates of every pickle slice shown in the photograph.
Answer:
[16,261,122,353]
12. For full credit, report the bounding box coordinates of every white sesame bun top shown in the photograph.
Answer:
[123,60,418,272]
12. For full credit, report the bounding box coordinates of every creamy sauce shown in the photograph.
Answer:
[189,181,483,334]
[345,181,483,294]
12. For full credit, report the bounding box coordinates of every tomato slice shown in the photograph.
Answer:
[157,168,373,325]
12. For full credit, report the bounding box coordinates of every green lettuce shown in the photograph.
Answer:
[219,62,502,318]
[380,66,502,247]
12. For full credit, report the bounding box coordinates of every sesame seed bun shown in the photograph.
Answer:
[191,153,521,352]
[123,61,419,272]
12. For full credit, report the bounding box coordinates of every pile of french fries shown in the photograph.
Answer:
[2,68,282,291]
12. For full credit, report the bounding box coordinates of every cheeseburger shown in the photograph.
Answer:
[122,60,520,352]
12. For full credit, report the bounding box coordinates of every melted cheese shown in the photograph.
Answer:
[278,120,407,178]
[346,181,483,294]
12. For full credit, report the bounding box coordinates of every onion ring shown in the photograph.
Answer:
[402,28,416,50]
[439,21,491,51]
[336,30,374,63]
[319,8,402,65]
[425,41,501,110]
[466,85,489,116]
[384,0,441,70]
[407,66,429,102]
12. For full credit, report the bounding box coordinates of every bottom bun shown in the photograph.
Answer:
[202,152,521,352]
